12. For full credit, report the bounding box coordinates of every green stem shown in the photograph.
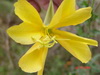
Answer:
[91,0,95,8]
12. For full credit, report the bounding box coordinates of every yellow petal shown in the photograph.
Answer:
[53,30,98,46]
[19,43,48,73]
[49,7,92,29]
[58,40,91,63]
[38,68,44,75]
[48,0,76,28]
[7,22,44,45]
[37,47,48,75]
[14,0,43,26]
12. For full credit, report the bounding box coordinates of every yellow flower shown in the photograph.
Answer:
[7,0,98,75]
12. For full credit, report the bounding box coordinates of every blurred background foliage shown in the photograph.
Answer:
[0,0,100,75]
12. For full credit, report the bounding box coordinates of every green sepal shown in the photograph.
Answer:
[44,0,54,25]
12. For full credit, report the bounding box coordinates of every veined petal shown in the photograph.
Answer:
[7,22,44,45]
[48,0,76,28]
[19,43,48,73]
[49,7,92,29]
[58,40,91,63]
[53,30,98,46]
[14,0,43,26]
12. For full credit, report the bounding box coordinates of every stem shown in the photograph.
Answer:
[87,0,95,28]
[91,0,95,8]
[5,32,15,69]
[5,11,16,69]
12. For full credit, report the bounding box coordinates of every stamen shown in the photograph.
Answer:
[32,26,58,48]
[32,35,57,48]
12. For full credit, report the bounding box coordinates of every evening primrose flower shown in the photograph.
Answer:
[7,0,98,75]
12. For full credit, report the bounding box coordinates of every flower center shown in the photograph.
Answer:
[32,26,57,48]
[37,35,57,48]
